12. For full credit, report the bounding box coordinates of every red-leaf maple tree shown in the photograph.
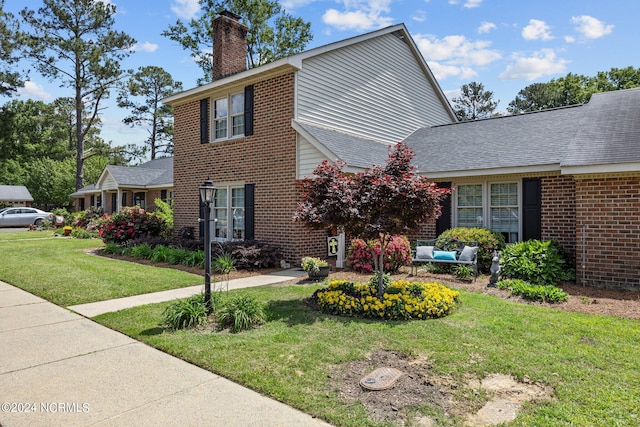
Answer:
[294,142,450,297]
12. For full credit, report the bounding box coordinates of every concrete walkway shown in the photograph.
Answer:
[68,268,307,317]
[0,270,331,427]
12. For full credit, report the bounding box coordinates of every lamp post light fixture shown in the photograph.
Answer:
[199,178,216,313]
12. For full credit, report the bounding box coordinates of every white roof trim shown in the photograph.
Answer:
[421,164,562,179]
[561,162,640,175]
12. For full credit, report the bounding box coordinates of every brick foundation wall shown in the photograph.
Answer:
[173,72,327,265]
[575,176,640,290]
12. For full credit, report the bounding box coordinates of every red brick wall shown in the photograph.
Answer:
[575,176,640,290]
[173,73,327,264]
[541,175,576,260]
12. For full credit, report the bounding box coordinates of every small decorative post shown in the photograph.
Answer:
[199,178,216,313]
[488,250,501,287]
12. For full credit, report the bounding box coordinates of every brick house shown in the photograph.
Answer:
[166,11,640,290]
[70,157,173,213]
[402,87,640,290]
[163,12,456,263]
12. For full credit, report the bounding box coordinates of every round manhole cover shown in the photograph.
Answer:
[360,367,404,391]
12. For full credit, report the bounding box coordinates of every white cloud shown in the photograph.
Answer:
[522,19,553,41]
[570,15,614,39]
[171,0,199,20]
[463,0,482,8]
[281,0,318,11]
[18,81,53,101]
[412,10,427,23]
[322,0,394,31]
[478,21,496,34]
[499,49,568,80]
[413,33,501,80]
[564,35,576,43]
[132,42,159,53]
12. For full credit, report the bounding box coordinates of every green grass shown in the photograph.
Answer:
[0,235,202,306]
[2,234,639,426]
[96,286,640,427]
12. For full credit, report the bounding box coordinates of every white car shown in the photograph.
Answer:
[0,207,54,227]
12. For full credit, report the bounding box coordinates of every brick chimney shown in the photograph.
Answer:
[212,11,248,80]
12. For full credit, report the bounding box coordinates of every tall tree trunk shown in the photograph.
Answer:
[75,85,84,191]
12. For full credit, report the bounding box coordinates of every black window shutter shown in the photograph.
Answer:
[522,178,542,241]
[200,99,209,144]
[435,182,452,236]
[244,184,255,240]
[244,85,254,136]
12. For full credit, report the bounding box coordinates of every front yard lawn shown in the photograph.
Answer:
[96,285,640,427]
[0,235,201,306]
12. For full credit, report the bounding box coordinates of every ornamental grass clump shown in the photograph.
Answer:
[312,279,460,320]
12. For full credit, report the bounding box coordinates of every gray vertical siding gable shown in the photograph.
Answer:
[296,32,452,143]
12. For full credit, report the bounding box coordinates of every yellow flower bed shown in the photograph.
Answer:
[313,279,460,320]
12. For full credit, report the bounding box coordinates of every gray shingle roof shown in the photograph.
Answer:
[379,87,640,176]
[106,157,173,187]
[563,88,640,167]
[0,185,33,202]
[295,121,392,169]
[404,105,585,174]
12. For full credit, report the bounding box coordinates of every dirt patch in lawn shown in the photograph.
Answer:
[329,349,552,426]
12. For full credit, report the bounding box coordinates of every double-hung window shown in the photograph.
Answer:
[455,182,520,243]
[214,186,245,241]
[214,92,244,140]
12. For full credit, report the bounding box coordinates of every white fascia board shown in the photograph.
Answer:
[163,61,300,106]
[421,164,561,179]
[561,162,640,175]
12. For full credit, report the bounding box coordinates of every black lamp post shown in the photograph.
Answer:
[199,178,216,313]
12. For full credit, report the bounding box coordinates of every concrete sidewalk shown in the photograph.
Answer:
[0,274,330,427]
[68,268,307,317]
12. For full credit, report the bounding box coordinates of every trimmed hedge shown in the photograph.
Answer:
[436,227,506,273]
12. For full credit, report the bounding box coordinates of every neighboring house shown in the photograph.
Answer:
[0,185,34,207]
[70,157,173,213]
[163,12,456,261]
[166,11,640,290]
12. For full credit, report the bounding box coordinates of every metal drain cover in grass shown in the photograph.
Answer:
[360,367,404,391]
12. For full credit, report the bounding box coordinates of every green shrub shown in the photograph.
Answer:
[454,264,475,281]
[216,294,266,333]
[213,253,236,275]
[70,228,96,239]
[183,250,204,268]
[97,206,166,245]
[500,239,575,286]
[153,198,173,233]
[103,242,125,255]
[149,245,173,263]
[162,294,210,330]
[496,279,569,303]
[437,227,505,273]
[347,235,412,273]
[130,243,154,259]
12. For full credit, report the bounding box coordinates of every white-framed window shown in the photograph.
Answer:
[454,181,520,243]
[213,92,244,140]
[213,185,245,241]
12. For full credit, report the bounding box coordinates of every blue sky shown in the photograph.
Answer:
[6,0,639,150]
